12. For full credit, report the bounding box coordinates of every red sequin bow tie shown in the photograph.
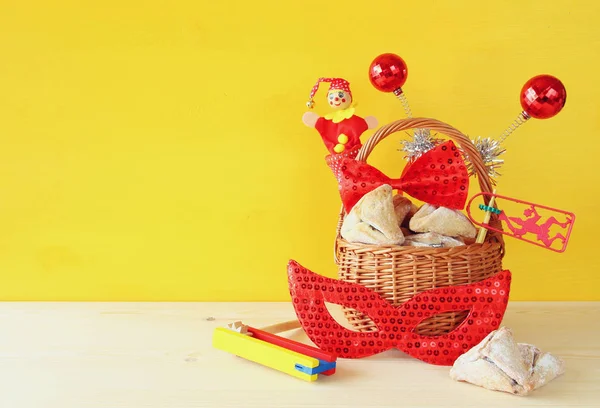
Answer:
[287,260,511,366]
[330,140,469,213]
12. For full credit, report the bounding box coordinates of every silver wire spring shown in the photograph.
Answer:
[497,111,530,145]
[394,89,413,118]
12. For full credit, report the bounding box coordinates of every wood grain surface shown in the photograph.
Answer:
[0,301,597,407]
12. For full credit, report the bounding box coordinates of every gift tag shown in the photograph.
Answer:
[466,192,575,253]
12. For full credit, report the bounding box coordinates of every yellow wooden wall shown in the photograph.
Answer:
[0,0,598,300]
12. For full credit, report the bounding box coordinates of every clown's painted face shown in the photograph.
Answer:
[327,89,352,110]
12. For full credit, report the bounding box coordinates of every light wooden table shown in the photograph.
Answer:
[0,302,597,407]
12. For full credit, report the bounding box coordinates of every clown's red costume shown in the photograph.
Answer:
[314,113,369,155]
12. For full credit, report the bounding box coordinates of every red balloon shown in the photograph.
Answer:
[520,75,566,119]
[369,53,408,93]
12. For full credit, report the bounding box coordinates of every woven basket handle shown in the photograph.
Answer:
[334,117,503,259]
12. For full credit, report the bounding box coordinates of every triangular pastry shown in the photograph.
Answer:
[393,195,418,227]
[409,204,477,238]
[341,184,405,245]
[519,343,566,391]
[479,326,531,387]
[450,327,565,396]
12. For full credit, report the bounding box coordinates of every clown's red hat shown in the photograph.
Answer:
[306,77,352,108]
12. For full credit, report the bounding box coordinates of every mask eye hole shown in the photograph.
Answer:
[338,92,344,98]
[323,302,367,332]
[415,311,469,336]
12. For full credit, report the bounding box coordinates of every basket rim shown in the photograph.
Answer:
[335,234,503,250]
[335,234,505,258]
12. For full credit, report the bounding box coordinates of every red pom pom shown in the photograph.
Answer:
[520,75,566,119]
[368,53,408,93]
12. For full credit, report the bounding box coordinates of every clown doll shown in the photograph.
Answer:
[302,78,378,156]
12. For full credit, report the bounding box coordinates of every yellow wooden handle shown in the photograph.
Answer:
[476,189,498,244]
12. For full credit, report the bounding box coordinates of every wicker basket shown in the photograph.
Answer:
[334,117,505,336]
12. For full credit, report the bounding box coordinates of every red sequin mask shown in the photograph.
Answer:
[328,140,469,213]
[287,260,511,366]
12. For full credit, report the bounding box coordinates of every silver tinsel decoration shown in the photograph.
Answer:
[399,128,442,161]
[466,136,506,185]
